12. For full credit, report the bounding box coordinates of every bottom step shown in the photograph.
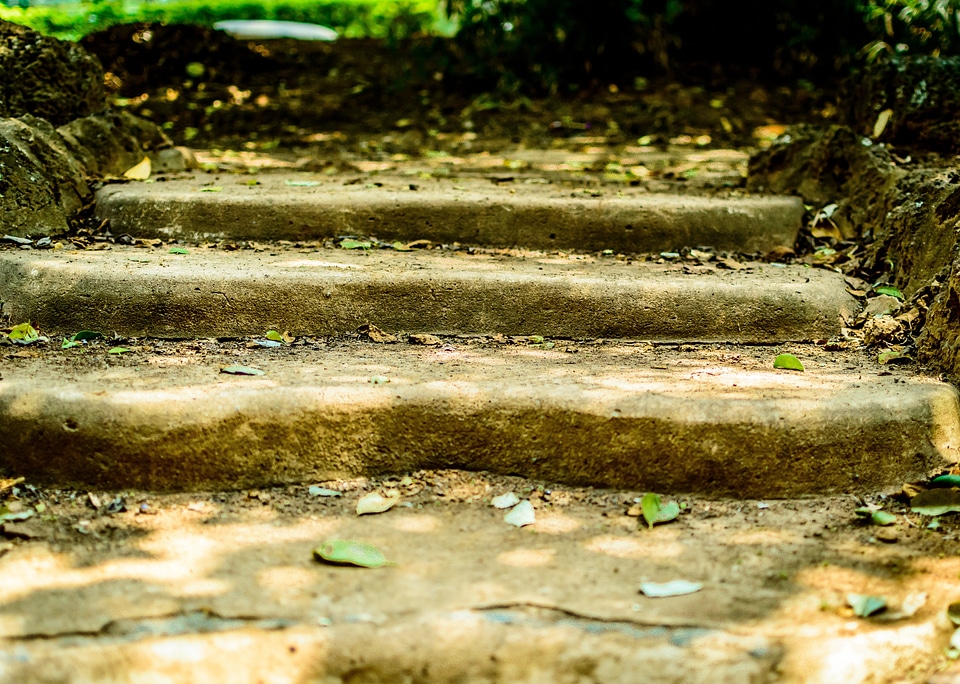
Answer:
[1,340,957,496]
[0,474,954,683]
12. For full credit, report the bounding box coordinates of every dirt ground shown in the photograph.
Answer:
[5,464,960,681]
[77,24,836,154]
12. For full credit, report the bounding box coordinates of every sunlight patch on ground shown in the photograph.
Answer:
[725,528,807,546]
[531,512,581,535]
[391,514,440,533]
[584,533,682,559]
[497,548,556,568]
[0,518,338,604]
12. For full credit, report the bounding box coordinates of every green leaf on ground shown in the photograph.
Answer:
[169,247,189,254]
[265,330,283,342]
[931,474,960,488]
[392,241,413,252]
[641,493,661,529]
[874,285,904,300]
[220,365,265,376]
[639,580,702,597]
[356,491,400,515]
[369,375,389,384]
[340,239,372,250]
[654,500,681,524]
[8,323,39,344]
[107,347,131,354]
[72,330,104,341]
[0,507,34,524]
[854,507,896,526]
[878,349,912,365]
[773,353,804,371]
[910,488,960,517]
[199,187,222,193]
[639,495,680,528]
[847,593,887,618]
[284,180,320,187]
[313,540,394,568]
[62,339,81,349]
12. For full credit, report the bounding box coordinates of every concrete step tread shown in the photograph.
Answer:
[95,172,803,252]
[1,341,956,495]
[0,245,855,341]
[0,473,954,682]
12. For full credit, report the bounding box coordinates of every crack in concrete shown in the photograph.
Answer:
[3,609,294,644]
[474,601,718,633]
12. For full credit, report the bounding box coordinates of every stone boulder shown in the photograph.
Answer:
[0,20,106,125]
[0,21,183,237]
[59,109,175,177]
[0,109,181,237]
[920,251,960,384]
[0,115,90,236]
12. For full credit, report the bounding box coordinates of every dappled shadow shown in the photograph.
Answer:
[0,471,958,680]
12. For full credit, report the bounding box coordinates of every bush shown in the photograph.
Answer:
[444,0,872,91]
[4,0,958,92]
[858,0,960,60]
[0,0,441,41]
[445,0,682,92]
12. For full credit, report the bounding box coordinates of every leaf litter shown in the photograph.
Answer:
[504,500,536,527]
[313,540,395,568]
[491,492,520,509]
[639,580,702,598]
[854,506,897,526]
[773,353,804,371]
[357,490,401,515]
[7,323,41,345]
[639,493,680,529]
[220,365,266,376]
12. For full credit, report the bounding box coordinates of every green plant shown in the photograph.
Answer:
[858,0,960,60]
[0,0,441,41]
[444,0,683,93]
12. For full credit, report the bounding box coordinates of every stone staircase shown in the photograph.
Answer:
[2,166,960,682]
[1,169,957,494]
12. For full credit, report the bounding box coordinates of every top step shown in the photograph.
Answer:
[95,173,803,254]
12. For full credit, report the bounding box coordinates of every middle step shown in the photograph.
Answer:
[0,247,856,341]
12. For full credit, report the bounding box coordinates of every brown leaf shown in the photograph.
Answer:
[408,333,442,346]
[716,257,745,270]
[358,324,398,344]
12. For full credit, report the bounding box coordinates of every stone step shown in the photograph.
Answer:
[1,342,956,496]
[0,475,952,683]
[0,246,854,342]
[94,172,803,253]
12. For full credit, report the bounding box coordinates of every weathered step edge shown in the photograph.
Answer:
[2,377,957,497]
[0,251,855,342]
[95,182,803,254]
[0,615,781,684]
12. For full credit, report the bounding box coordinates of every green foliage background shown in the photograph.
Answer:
[2,0,958,88]
[0,0,444,40]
